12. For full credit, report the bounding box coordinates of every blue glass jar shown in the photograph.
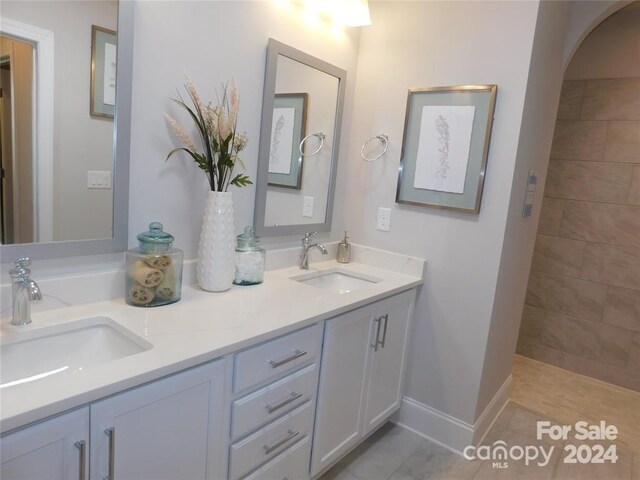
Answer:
[126,222,183,306]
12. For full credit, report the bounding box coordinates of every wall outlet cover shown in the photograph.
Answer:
[376,207,391,232]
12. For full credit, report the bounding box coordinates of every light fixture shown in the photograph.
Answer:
[288,0,372,27]
[341,0,372,27]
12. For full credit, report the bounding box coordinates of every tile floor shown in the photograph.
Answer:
[319,355,640,480]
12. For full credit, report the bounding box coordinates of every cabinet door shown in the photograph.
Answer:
[362,291,413,435]
[1,407,89,480]
[310,304,375,477]
[90,359,229,480]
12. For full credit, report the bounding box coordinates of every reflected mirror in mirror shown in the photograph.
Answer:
[0,1,117,245]
[255,39,347,237]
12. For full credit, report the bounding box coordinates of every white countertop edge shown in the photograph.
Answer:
[1,259,423,434]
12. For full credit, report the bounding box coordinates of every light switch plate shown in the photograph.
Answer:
[522,169,537,217]
[303,196,314,218]
[376,207,391,232]
[87,171,112,189]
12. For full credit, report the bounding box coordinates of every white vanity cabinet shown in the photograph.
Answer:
[1,359,228,480]
[90,358,229,480]
[0,276,420,480]
[1,407,89,480]
[310,289,415,477]
[228,324,323,480]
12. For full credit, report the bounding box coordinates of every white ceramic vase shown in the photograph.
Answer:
[197,191,236,292]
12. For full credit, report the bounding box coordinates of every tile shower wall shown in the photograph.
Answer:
[517,77,640,392]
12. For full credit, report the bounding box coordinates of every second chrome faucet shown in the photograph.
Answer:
[299,232,327,270]
[10,257,42,326]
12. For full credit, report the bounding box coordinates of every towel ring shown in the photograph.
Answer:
[361,134,389,162]
[299,132,326,157]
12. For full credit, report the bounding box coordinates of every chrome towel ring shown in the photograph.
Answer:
[299,132,326,157]
[361,134,389,162]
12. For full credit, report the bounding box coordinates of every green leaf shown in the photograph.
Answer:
[229,174,253,188]
[166,148,210,172]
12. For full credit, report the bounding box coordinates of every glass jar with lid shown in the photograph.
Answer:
[234,226,265,286]
[126,222,183,307]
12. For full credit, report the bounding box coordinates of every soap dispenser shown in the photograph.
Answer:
[337,231,351,264]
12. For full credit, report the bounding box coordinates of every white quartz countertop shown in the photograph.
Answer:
[0,259,423,434]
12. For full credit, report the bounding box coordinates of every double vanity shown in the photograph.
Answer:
[1,252,424,480]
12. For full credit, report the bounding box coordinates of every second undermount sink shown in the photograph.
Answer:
[0,317,152,389]
[291,269,380,294]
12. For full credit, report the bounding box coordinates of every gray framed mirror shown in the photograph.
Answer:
[0,0,133,261]
[254,39,347,237]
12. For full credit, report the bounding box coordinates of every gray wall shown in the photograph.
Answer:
[342,0,543,425]
[127,1,360,255]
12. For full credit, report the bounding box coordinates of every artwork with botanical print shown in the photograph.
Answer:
[414,105,475,194]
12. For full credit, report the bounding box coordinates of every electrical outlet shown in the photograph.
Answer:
[303,196,314,218]
[87,171,112,189]
[376,207,391,232]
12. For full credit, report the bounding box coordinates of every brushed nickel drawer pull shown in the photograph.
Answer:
[268,350,307,369]
[265,391,303,414]
[103,427,115,480]
[263,429,300,454]
[380,314,389,349]
[74,440,86,480]
[371,316,382,351]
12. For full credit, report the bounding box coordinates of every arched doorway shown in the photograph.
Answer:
[513,0,640,458]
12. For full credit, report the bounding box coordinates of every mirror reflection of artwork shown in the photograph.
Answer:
[90,24,116,119]
[269,107,295,175]
[414,105,475,194]
[267,92,308,189]
[103,42,117,106]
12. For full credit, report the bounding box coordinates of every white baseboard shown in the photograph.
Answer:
[472,374,512,445]
[392,375,512,454]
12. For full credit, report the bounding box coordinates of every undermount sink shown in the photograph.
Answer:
[291,269,380,294]
[0,317,152,389]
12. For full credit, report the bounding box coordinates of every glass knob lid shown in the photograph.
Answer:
[137,222,174,251]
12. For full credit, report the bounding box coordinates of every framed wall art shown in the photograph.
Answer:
[396,84,497,213]
[90,25,117,119]
[268,92,309,189]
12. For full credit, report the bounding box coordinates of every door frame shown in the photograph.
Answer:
[0,17,53,242]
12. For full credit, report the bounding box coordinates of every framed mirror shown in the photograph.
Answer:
[0,0,133,261]
[254,39,347,237]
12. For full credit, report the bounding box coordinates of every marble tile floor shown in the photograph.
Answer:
[320,355,640,480]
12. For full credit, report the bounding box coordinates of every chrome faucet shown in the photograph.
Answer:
[300,232,328,270]
[9,257,42,326]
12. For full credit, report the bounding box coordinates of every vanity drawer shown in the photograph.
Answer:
[232,363,318,440]
[229,401,314,480]
[234,324,322,393]
[241,435,311,480]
